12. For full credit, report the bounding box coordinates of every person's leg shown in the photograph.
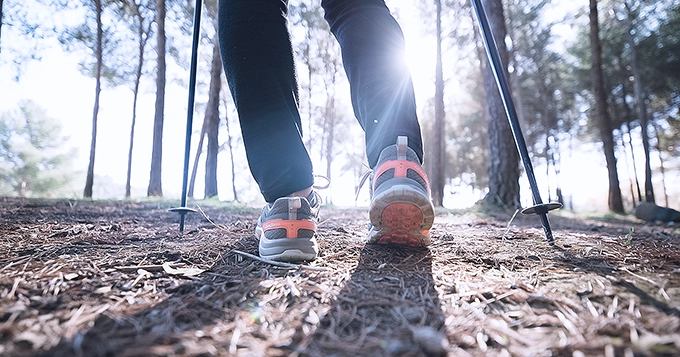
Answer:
[218,0,313,203]
[219,0,318,262]
[321,0,434,246]
[321,0,423,167]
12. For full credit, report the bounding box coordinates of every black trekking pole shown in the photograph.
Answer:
[169,0,203,232]
[470,0,561,244]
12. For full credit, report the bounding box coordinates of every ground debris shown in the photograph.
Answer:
[0,198,678,356]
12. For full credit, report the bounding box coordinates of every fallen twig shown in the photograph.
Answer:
[0,256,31,273]
[196,205,229,232]
[232,249,328,271]
[621,267,658,286]
[115,263,182,273]
[503,209,521,240]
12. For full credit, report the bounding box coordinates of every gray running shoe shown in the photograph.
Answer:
[256,191,320,262]
[368,136,435,246]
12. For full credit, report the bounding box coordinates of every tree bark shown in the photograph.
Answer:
[83,0,103,199]
[589,0,624,213]
[147,0,165,197]
[204,38,222,198]
[431,0,446,207]
[480,0,520,209]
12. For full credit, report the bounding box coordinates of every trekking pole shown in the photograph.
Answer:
[169,0,203,232]
[470,0,561,244]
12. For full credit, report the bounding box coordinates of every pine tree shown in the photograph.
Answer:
[589,0,624,213]
[0,101,75,197]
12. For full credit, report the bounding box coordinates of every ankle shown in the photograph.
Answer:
[288,186,313,198]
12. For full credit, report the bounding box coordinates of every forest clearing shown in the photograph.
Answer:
[2,0,680,355]
[1,198,678,356]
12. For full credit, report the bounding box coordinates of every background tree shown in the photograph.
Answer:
[113,0,154,198]
[589,0,624,213]
[200,0,222,199]
[147,0,165,196]
[222,91,239,202]
[618,1,653,203]
[85,0,102,199]
[203,34,221,198]
[188,117,206,198]
[637,2,680,206]
[289,0,353,203]
[289,2,325,151]
[479,0,520,209]
[56,0,108,199]
[1,0,5,43]
[431,0,446,207]
[506,0,576,205]
[0,101,75,197]
[1,0,55,79]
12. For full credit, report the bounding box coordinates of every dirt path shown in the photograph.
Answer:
[1,197,679,356]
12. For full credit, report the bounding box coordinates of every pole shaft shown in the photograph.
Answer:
[178,0,203,232]
[471,0,555,243]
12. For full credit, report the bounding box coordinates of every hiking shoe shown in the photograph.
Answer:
[368,136,435,246]
[256,191,320,262]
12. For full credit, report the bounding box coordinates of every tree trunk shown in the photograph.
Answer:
[83,0,103,199]
[625,8,654,203]
[324,95,335,203]
[589,0,624,213]
[617,58,643,203]
[204,39,222,199]
[147,0,165,197]
[188,127,205,198]
[125,74,139,198]
[623,122,642,203]
[126,3,148,198]
[431,0,446,207]
[651,122,669,207]
[223,98,239,202]
[618,125,637,207]
[480,0,520,209]
[0,0,4,44]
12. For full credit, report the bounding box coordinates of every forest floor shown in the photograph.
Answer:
[0,197,679,357]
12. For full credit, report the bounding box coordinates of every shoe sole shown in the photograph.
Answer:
[368,180,434,246]
[258,234,318,262]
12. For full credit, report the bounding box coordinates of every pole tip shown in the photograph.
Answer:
[169,207,197,232]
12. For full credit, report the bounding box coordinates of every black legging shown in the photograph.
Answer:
[219,0,423,202]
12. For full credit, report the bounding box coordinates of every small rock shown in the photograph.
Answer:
[411,326,448,356]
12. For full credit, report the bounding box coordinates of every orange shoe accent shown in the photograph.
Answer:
[372,160,430,193]
[376,203,424,246]
[261,219,317,239]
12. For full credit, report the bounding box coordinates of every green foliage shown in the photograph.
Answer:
[1,0,55,80]
[0,100,76,197]
[565,1,680,166]
[56,0,143,87]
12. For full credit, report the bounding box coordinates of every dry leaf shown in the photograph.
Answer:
[95,286,112,294]
[161,262,203,277]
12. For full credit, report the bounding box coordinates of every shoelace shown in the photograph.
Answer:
[313,175,331,190]
[354,169,373,202]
